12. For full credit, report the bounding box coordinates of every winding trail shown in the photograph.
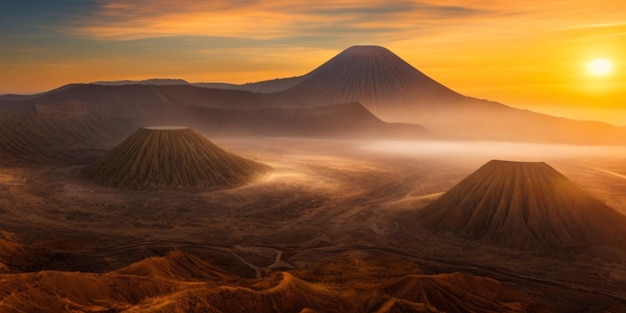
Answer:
[265,250,283,272]
[229,251,262,279]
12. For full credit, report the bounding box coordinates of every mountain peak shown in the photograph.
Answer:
[341,45,392,54]
[285,45,463,122]
[332,45,412,65]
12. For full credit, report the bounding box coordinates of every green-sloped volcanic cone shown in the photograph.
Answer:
[417,160,626,248]
[81,127,268,190]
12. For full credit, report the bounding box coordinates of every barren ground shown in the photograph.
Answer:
[1,137,625,311]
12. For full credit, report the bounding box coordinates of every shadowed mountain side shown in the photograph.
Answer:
[0,84,277,124]
[186,102,430,139]
[80,127,268,190]
[0,250,546,313]
[93,78,190,86]
[0,86,429,140]
[0,232,45,273]
[90,76,304,93]
[0,94,31,101]
[0,101,136,165]
[2,45,625,144]
[274,46,625,144]
[194,75,305,93]
[412,99,626,144]
[0,84,81,101]
[279,45,464,118]
[417,160,626,248]
[0,98,428,163]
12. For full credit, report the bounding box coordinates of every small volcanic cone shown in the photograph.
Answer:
[81,127,267,190]
[417,160,626,248]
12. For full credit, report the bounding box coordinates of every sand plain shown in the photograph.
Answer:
[0,137,625,311]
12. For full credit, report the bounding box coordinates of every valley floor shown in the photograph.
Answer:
[1,137,626,312]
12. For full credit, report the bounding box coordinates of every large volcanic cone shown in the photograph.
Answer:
[417,160,626,248]
[284,45,464,122]
[81,127,267,190]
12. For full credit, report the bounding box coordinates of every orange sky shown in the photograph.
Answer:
[1,0,625,125]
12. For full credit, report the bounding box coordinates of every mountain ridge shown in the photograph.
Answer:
[1,45,625,144]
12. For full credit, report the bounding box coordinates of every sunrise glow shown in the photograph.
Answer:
[1,1,625,124]
[1,2,626,311]
[587,58,613,76]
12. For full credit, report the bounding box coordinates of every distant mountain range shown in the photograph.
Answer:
[92,76,304,93]
[1,45,625,149]
[92,78,191,86]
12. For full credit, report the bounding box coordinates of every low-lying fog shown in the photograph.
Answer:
[220,137,626,215]
[358,140,626,162]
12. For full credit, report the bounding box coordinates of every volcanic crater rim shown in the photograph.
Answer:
[489,160,547,165]
[144,126,189,130]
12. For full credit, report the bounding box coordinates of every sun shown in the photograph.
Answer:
[587,58,612,76]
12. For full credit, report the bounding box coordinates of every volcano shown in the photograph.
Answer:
[282,45,465,122]
[278,46,625,144]
[81,127,267,190]
[417,160,626,248]
[2,45,625,144]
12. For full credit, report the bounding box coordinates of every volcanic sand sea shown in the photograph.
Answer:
[0,137,625,311]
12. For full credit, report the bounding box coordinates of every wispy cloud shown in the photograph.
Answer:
[557,22,626,31]
[555,22,626,40]
[62,0,488,41]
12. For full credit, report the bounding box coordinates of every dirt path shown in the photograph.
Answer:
[230,250,262,279]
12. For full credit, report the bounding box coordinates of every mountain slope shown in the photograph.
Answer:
[194,75,305,93]
[0,101,136,165]
[0,232,45,273]
[417,160,626,248]
[0,84,273,124]
[282,45,465,120]
[276,46,625,144]
[93,78,190,86]
[1,87,429,141]
[187,102,430,139]
[80,127,268,190]
[2,45,624,144]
